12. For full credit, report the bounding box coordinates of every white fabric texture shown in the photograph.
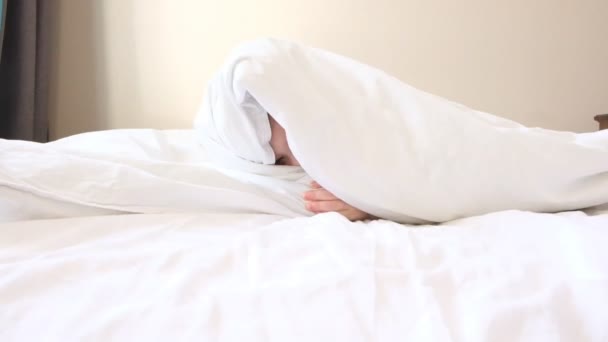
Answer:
[195,38,608,224]
[1,210,607,341]
[1,125,607,341]
[0,130,312,223]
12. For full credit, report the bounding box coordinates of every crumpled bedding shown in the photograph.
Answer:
[195,38,608,224]
[1,126,607,341]
[1,210,607,341]
[0,130,312,223]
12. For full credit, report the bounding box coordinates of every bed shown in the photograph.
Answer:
[1,129,607,341]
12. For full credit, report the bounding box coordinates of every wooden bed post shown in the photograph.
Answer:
[594,114,608,130]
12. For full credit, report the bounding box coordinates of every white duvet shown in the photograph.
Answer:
[1,129,607,341]
[196,38,608,223]
[1,37,608,341]
[1,210,607,341]
[0,130,312,222]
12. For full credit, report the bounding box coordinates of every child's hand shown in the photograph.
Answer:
[303,181,374,221]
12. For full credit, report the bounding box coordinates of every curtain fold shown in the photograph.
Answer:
[0,0,50,142]
[1,0,7,56]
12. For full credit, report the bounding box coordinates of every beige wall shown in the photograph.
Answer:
[49,0,608,139]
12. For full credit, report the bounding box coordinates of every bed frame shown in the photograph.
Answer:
[595,114,608,130]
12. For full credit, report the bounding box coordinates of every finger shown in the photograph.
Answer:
[338,208,370,221]
[310,181,322,189]
[305,200,347,213]
[303,188,337,201]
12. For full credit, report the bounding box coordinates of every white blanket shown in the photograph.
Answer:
[1,210,607,341]
[1,128,607,341]
[0,130,311,222]
[195,38,608,224]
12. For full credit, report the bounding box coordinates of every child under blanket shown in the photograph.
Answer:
[196,38,608,224]
[267,114,373,221]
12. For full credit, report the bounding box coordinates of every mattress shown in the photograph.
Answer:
[1,129,607,341]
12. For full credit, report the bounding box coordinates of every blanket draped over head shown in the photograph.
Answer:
[195,38,608,224]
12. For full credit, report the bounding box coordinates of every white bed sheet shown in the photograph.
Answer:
[1,210,607,342]
[0,130,312,222]
[2,129,607,341]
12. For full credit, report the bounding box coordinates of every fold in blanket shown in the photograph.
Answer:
[195,38,608,224]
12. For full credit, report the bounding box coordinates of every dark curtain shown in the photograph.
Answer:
[0,0,51,142]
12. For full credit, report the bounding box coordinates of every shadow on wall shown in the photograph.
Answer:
[48,0,139,140]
